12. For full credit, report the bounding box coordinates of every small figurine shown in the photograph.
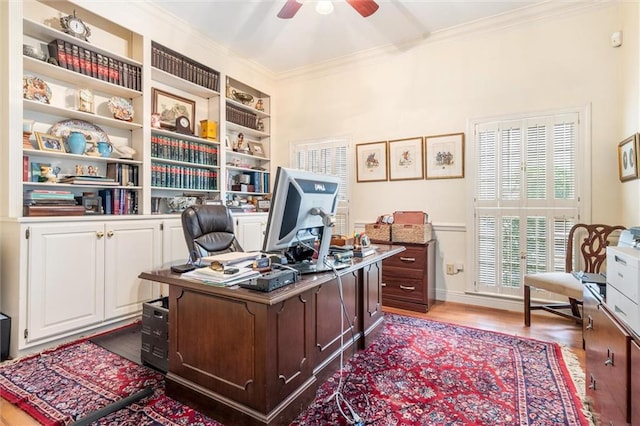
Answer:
[87,165,98,176]
[235,132,245,152]
[40,165,57,183]
[255,99,264,111]
[76,164,85,175]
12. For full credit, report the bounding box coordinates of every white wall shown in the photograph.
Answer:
[275,3,635,309]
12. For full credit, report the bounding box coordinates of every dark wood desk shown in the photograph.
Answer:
[139,245,404,426]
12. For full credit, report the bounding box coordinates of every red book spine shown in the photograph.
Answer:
[23,155,28,182]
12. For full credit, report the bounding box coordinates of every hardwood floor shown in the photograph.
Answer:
[0,301,584,425]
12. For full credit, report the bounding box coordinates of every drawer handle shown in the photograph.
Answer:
[399,257,416,262]
[588,374,596,390]
[381,282,387,287]
[614,305,627,318]
[399,285,416,291]
[585,316,593,330]
[614,255,627,266]
[604,348,614,366]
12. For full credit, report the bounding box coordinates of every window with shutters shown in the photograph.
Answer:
[472,111,585,298]
[291,138,350,236]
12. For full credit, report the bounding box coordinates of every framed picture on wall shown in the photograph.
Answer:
[388,137,424,181]
[356,141,388,182]
[618,134,639,182]
[425,132,465,179]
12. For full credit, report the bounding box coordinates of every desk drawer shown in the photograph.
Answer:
[607,246,640,304]
[382,267,426,302]
[383,246,426,269]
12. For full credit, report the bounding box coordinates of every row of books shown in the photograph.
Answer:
[47,39,142,91]
[151,162,218,190]
[151,135,218,165]
[226,104,259,130]
[106,163,139,187]
[24,189,75,203]
[151,41,220,92]
[98,189,138,215]
[23,189,83,216]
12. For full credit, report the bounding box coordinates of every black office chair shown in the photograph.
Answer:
[181,204,243,263]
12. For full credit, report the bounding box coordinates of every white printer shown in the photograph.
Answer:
[606,227,640,336]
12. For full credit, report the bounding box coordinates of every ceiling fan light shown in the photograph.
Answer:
[316,1,334,15]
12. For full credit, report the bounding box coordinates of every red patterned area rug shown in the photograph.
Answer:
[295,313,589,425]
[0,314,589,425]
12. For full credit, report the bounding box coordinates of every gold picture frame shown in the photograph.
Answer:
[388,137,424,181]
[356,141,388,182]
[425,132,465,179]
[618,134,638,182]
[35,132,65,153]
[152,88,196,133]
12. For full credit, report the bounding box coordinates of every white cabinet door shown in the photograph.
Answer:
[234,213,267,252]
[162,218,189,268]
[104,221,161,319]
[27,222,105,342]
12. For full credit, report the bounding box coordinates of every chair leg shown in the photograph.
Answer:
[524,284,531,327]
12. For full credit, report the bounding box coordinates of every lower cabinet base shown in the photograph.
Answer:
[166,373,319,426]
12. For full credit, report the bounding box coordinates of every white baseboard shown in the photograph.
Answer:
[435,289,524,312]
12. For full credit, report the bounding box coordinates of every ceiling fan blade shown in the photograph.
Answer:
[277,0,303,19]
[346,0,379,18]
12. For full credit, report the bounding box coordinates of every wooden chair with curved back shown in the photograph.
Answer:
[524,223,626,326]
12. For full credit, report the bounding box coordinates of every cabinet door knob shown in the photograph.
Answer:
[96,231,104,238]
[107,230,114,238]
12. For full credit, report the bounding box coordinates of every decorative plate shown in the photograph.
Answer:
[48,119,110,145]
[232,89,254,105]
[23,74,52,104]
[108,96,134,121]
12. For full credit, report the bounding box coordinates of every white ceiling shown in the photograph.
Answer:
[151,0,545,74]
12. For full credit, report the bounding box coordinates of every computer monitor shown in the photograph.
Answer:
[262,166,345,273]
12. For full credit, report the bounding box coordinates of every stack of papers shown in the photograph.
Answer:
[201,251,262,265]
[182,266,261,287]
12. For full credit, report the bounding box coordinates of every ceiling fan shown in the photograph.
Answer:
[277,0,379,19]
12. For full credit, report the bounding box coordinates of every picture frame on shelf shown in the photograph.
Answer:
[257,199,271,211]
[618,133,638,182]
[425,132,465,180]
[35,132,65,153]
[388,137,424,181]
[356,141,388,182]
[152,88,195,134]
[248,141,265,157]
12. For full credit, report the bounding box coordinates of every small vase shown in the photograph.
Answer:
[67,132,87,155]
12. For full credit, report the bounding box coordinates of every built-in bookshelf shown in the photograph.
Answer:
[224,77,271,211]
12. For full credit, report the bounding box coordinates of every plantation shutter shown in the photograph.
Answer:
[292,139,350,236]
[474,113,580,297]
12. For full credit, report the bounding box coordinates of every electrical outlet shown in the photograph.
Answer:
[446,264,455,275]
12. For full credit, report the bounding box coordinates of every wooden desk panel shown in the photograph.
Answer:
[140,245,403,426]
